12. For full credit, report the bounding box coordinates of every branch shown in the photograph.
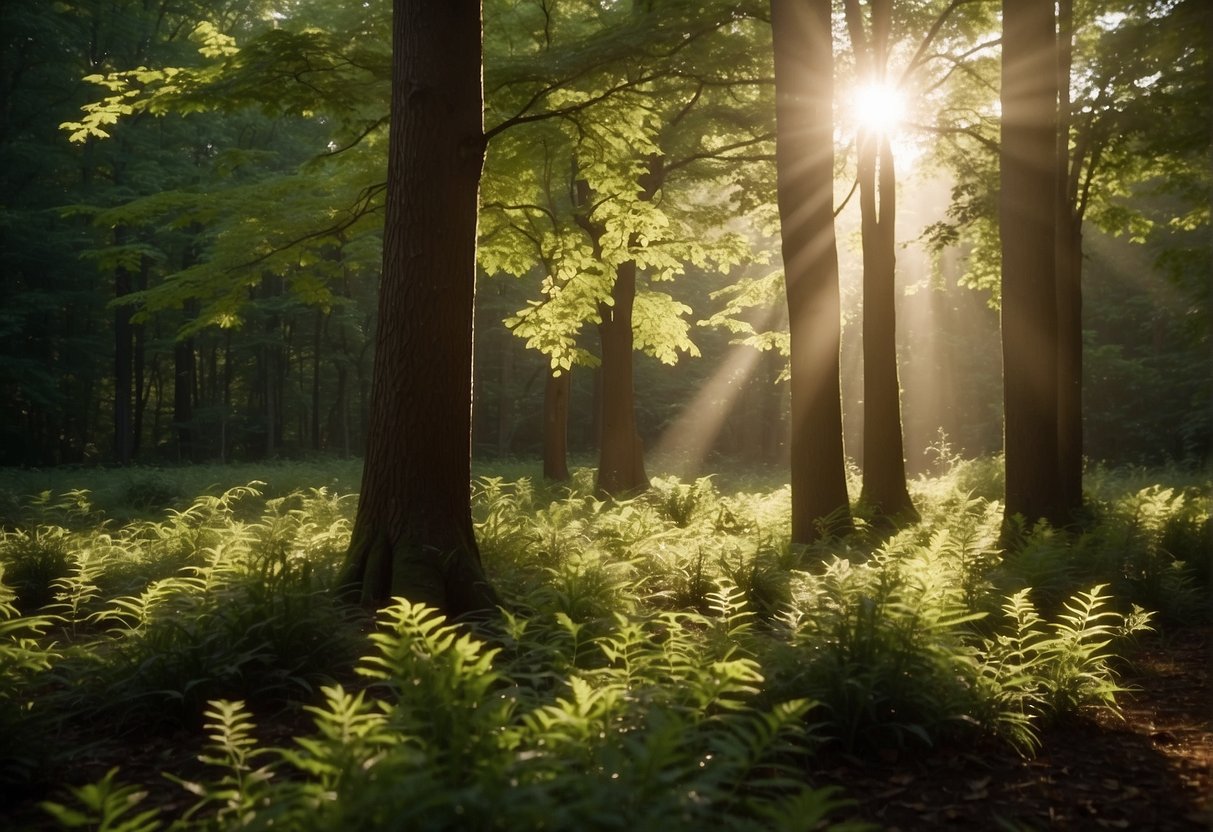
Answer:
[898,0,987,86]
[915,121,999,154]
[480,201,559,229]
[834,176,860,218]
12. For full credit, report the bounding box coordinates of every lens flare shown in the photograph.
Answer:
[853,82,906,136]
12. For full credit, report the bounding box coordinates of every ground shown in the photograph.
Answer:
[817,627,1212,830]
[6,629,1209,830]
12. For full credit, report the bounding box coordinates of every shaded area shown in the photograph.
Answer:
[817,627,1212,830]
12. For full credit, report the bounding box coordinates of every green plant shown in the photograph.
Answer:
[0,523,73,612]
[0,569,60,786]
[977,584,1154,741]
[767,553,984,753]
[649,475,718,528]
[41,768,161,832]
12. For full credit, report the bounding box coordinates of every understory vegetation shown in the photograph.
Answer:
[0,460,1208,830]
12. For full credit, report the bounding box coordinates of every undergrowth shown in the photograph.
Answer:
[0,459,1204,830]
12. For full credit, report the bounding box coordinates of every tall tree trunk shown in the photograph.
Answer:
[857,134,916,520]
[1001,0,1062,527]
[596,261,649,495]
[497,331,515,456]
[1056,223,1083,515]
[312,309,324,451]
[221,330,232,463]
[342,0,495,615]
[328,362,351,457]
[770,0,853,543]
[845,0,915,521]
[131,256,148,458]
[173,338,194,461]
[543,366,572,482]
[1055,0,1083,521]
[113,261,133,465]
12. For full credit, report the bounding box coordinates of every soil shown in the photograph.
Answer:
[815,627,1213,831]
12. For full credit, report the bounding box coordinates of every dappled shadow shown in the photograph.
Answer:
[813,627,1212,830]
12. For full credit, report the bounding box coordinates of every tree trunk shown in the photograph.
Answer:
[844,0,915,521]
[497,330,515,456]
[342,0,496,616]
[770,0,853,543]
[596,261,649,496]
[173,338,194,461]
[131,256,148,458]
[113,261,133,465]
[857,133,917,521]
[543,366,572,482]
[1001,0,1062,527]
[1056,220,1083,521]
[312,309,324,452]
[1055,0,1083,522]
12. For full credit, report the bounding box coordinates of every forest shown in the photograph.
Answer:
[0,0,1209,829]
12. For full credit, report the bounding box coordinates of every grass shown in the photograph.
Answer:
[0,457,1207,830]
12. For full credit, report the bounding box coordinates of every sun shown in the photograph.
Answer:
[852,82,907,136]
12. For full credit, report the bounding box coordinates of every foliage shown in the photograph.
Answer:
[3,463,1206,828]
[0,568,61,787]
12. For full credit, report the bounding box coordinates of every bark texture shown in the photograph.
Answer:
[844,0,915,522]
[1001,0,1062,526]
[543,366,571,482]
[596,262,649,495]
[342,0,495,616]
[1055,0,1083,521]
[771,0,853,543]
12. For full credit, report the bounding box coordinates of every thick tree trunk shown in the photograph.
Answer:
[596,261,649,496]
[342,0,495,616]
[543,366,571,482]
[770,0,853,543]
[858,134,917,521]
[1001,0,1062,527]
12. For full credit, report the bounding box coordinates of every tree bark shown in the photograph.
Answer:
[1055,0,1083,522]
[857,133,917,521]
[497,329,515,455]
[596,261,649,495]
[114,261,134,465]
[543,366,571,482]
[131,256,148,458]
[844,0,915,522]
[1001,0,1062,527]
[770,0,853,543]
[312,309,324,451]
[342,0,496,616]
[173,338,194,461]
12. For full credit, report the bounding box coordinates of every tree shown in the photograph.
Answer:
[481,1,770,495]
[770,0,852,543]
[841,0,916,522]
[1000,0,1061,527]
[339,1,496,615]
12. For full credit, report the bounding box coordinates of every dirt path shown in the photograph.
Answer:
[820,627,1212,830]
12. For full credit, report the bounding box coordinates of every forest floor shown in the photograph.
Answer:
[817,626,1213,831]
[8,629,1211,831]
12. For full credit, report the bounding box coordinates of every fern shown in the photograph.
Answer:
[41,768,161,832]
[170,700,276,826]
